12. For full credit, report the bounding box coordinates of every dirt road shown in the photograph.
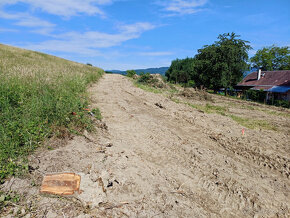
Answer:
[3,74,289,217]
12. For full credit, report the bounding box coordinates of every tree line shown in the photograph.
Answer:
[166,32,290,92]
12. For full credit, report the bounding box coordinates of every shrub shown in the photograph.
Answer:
[187,80,196,88]
[272,100,290,108]
[138,72,152,83]
[246,89,266,102]
[126,70,136,78]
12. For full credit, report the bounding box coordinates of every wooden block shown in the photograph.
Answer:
[40,173,81,196]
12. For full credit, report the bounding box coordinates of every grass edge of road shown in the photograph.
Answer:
[0,45,104,182]
[130,77,278,132]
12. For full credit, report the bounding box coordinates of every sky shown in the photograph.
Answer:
[0,0,289,70]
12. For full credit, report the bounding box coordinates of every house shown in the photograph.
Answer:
[235,70,290,102]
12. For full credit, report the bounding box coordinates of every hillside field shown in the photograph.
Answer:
[0,44,103,181]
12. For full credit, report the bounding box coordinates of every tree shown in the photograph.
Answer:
[251,45,290,71]
[195,32,251,93]
[166,33,251,93]
[166,58,197,85]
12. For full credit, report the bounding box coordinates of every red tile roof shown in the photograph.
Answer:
[237,70,290,88]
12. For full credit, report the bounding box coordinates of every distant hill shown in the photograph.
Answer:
[107,67,169,75]
[108,70,127,75]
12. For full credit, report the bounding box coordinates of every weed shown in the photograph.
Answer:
[204,104,227,115]
[92,108,102,120]
[230,115,277,130]
[126,70,136,78]
[171,98,277,130]
[0,191,21,210]
[185,103,227,115]
[137,72,152,83]
[0,44,103,182]
[170,97,182,104]
[134,82,162,94]
[185,102,206,112]
[261,110,290,118]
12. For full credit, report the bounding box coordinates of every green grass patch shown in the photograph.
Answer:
[261,109,290,118]
[92,108,102,120]
[185,102,227,115]
[185,102,206,112]
[230,115,277,130]
[0,191,20,210]
[134,82,163,94]
[204,104,228,115]
[170,97,277,130]
[170,97,182,104]
[0,44,103,182]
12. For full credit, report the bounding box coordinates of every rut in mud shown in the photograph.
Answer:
[2,74,289,217]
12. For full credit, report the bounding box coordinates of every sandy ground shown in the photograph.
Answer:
[1,74,289,217]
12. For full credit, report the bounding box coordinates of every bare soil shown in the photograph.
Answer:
[1,74,289,217]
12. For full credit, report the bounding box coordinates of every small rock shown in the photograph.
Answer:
[107,181,113,188]
[13,207,19,215]
[106,143,113,147]
[155,103,165,109]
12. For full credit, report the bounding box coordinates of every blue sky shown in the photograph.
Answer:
[0,0,289,70]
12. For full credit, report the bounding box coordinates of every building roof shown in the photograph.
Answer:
[267,86,290,93]
[237,70,290,91]
[251,86,273,91]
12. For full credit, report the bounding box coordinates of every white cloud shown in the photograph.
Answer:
[0,0,113,17]
[0,10,55,34]
[138,51,173,56]
[15,16,55,28]
[0,28,18,33]
[0,0,116,35]
[118,22,155,33]
[158,0,208,16]
[22,22,156,55]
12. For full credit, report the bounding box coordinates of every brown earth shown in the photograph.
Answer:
[1,74,289,217]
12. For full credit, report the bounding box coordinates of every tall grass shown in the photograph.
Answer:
[0,44,103,181]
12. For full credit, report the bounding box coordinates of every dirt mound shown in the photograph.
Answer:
[146,74,168,88]
[132,74,139,79]
[180,88,213,101]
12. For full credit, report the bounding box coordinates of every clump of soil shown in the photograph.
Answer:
[180,88,213,101]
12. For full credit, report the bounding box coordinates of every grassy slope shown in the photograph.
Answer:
[0,44,104,181]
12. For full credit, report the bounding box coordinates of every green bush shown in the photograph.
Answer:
[187,80,196,88]
[246,89,266,102]
[126,70,136,78]
[138,72,152,83]
[272,100,290,108]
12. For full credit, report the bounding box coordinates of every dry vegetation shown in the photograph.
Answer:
[134,77,290,134]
